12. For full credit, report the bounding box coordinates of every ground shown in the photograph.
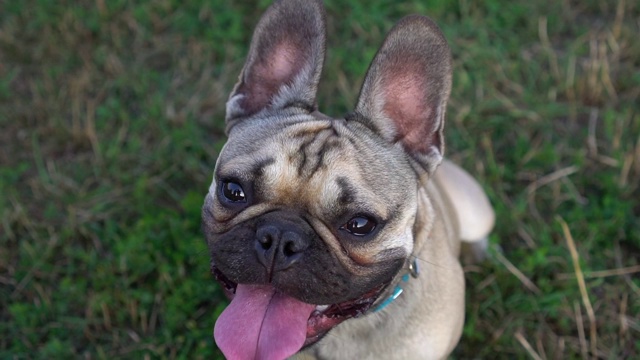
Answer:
[1,0,638,358]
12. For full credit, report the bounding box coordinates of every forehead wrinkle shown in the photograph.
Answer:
[217,150,268,179]
[329,173,390,219]
[295,129,393,220]
[290,126,341,179]
[259,124,337,202]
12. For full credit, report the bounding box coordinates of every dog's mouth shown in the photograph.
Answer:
[211,265,387,359]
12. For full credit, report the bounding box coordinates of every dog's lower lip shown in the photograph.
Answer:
[211,265,237,294]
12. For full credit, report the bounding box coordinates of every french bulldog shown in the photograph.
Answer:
[201,0,495,359]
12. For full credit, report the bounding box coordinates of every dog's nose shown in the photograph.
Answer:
[255,225,309,275]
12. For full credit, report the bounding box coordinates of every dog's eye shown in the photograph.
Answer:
[341,216,376,236]
[221,181,246,203]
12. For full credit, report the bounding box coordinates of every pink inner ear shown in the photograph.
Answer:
[382,70,434,153]
[242,41,307,114]
[270,42,299,81]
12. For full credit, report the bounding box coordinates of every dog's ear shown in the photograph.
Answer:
[225,0,326,131]
[353,15,452,175]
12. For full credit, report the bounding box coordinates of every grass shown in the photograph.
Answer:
[1,0,638,358]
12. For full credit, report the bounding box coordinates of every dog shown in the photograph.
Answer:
[201,0,495,358]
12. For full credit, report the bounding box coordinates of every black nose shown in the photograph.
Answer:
[255,225,309,276]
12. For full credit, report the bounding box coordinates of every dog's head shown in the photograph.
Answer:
[202,0,451,358]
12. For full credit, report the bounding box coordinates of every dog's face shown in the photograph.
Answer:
[202,0,451,358]
[206,115,418,304]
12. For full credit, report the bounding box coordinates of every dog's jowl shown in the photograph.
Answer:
[201,0,495,359]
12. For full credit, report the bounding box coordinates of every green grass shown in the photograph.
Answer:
[1,0,638,358]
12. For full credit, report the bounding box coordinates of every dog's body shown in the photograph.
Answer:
[202,0,494,359]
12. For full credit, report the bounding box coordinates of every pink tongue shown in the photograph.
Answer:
[214,284,315,360]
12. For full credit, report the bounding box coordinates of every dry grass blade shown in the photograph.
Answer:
[619,293,628,338]
[515,331,544,360]
[494,250,542,295]
[558,217,597,359]
[557,264,640,280]
[574,301,588,359]
[538,16,560,82]
[526,166,579,195]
